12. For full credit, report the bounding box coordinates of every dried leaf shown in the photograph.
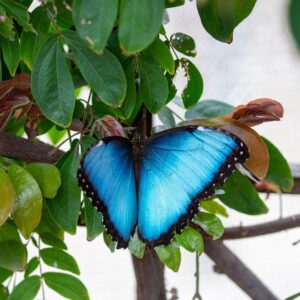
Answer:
[95,115,125,138]
[226,98,283,127]
[179,117,269,178]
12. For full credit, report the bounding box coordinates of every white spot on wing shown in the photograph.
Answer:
[96,141,103,148]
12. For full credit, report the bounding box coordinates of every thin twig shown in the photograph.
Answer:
[38,237,46,300]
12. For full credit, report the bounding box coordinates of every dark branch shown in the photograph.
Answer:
[204,239,279,300]
[222,214,300,240]
[0,131,63,163]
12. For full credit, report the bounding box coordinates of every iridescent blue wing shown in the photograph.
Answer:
[138,126,249,248]
[78,137,137,248]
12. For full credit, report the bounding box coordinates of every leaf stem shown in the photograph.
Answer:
[38,237,46,300]
[192,253,202,300]
[41,0,59,32]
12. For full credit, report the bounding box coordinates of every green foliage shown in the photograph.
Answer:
[128,232,146,258]
[24,257,39,278]
[170,32,196,57]
[7,276,41,300]
[156,244,181,272]
[201,200,228,217]
[0,169,14,226]
[289,0,300,50]
[1,36,20,76]
[176,226,204,254]
[218,172,268,215]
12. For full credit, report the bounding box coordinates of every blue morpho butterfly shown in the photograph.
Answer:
[77,125,249,249]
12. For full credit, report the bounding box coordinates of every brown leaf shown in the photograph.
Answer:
[255,179,280,194]
[226,98,284,127]
[179,117,269,178]
[95,115,125,138]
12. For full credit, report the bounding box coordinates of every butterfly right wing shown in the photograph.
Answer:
[77,137,137,248]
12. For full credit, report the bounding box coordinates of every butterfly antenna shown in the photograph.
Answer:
[235,163,260,183]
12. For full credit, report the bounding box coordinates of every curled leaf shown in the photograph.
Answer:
[179,117,269,178]
[226,98,283,127]
[95,115,125,138]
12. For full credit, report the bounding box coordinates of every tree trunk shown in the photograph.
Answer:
[132,250,167,300]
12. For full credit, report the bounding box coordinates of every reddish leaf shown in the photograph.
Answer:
[255,179,280,194]
[179,117,269,178]
[95,115,125,138]
[226,98,283,127]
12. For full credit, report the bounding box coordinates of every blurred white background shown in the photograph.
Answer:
[28,0,300,299]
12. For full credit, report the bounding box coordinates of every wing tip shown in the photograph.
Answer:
[77,164,130,249]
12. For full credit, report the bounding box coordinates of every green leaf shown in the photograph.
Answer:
[0,6,14,40]
[201,200,228,217]
[166,0,185,8]
[118,59,137,120]
[196,0,256,43]
[47,126,67,145]
[103,231,116,253]
[8,165,42,239]
[145,38,175,74]
[156,244,181,272]
[185,99,234,120]
[0,221,27,271]
[138,56,169,114]
[286,292,300,300]
[157,106,176,129]
[43,272,89,300]
[31,36,75,127]
[0,169,14,226]
[53,0,73,28]
[289,0,300,50]
[64,31,126,107]
[7,276,41,300]
[176,226,204,254]
[128,232,145,258]
[118,0,165,54]
[40,232,67,250]
[24,257,39,278]
[1,36,20,76]
[0,0,34,32]
[25,163,61,199]
[126,93,143,125]
[20,6,51,69]
[0,268,12,283]
[262,137,293,192]
[72,0,118,53]
[193,212,224,240]
[47,144,81,234]
[181,59,203,108]
[84,198,103,241]
[170,32,196,57]
[0,284,8,300]
[40,248,80,275]
[218,171,268,215]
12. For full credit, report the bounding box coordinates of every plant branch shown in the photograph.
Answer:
[222,213,300,240]
[204,239,279,300]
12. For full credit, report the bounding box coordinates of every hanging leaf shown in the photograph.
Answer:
[64,30,126,107]
[47,143,81,234]
[218,171,268,215]
[145,38,175,74]
[118,0,165,54]
[193,212,224,240]
[289,0,300,51]
[201,200,228,217]
[185,99,234,120]
[40,232,67,250]
[43,272,89,300]
[1,35,21,76]
[31,36,75,127]
[196,0,256,43]
[176,226,204,254]
[0,0,34,32]
[128,232,145,258]
[25,163,61,199]
[0,6,14,40]
[158,106,176,129]
[72,0,118,53]
[40,248,80,275]
[181,58,203,108]
[170,32,196,57]
[7,276,40,300]
[20,6,51,69]
[0,268,12,283]
[138,56,169,114]
[262,137,293,192]
[0,169,14,226]
[84,197,103,241]
[156,244,181,272]
[8,165,42,239]
[0,284,8,299]
[103,231,116,253]
[47,126,67,145]
[24,257,39,278]
[0,221,27,271]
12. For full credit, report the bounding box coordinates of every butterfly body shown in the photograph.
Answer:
[78,126,249,248]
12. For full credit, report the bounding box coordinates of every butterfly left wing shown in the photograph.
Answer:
[137,126,249,248]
